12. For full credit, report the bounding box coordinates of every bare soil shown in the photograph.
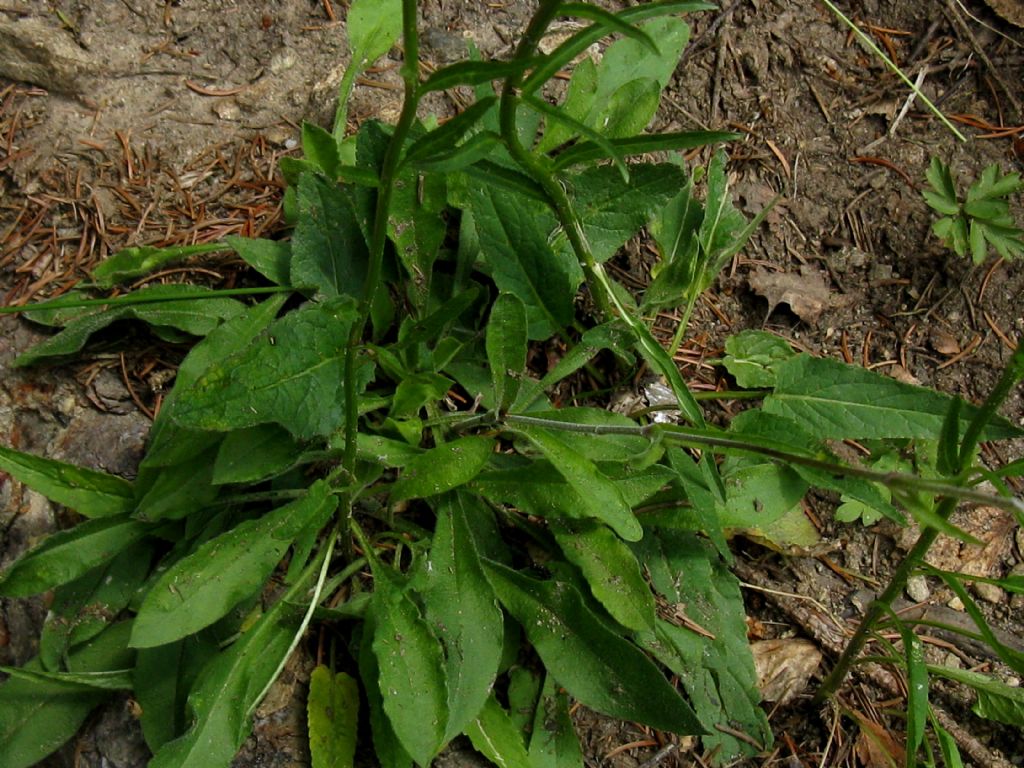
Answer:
[2,1,1023,766]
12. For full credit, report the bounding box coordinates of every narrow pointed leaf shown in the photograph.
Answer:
[0,515,151,597]
[482,561,704,735]
[90,242,224,288]
[528,675,583,768]
[131,482,336,648]
[423,494,504,741]
[511,424,640,541]
[487,293,528,412]
[0,445,133,518]
[147,563,319,768]
[465,694,532,768]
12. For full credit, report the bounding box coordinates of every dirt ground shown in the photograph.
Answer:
[1,0,1023,766]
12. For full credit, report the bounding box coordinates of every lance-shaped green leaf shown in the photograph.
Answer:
[482,561,703,735]
[308,666,360,768]
[291,173,369,299]
[510,424,640,542]
[131,481,336,648]
[420,60,536,93]
[333,0,402,137]
[39,539,154,670]
[14,285,246,366]
[0,515,152,597]
[90,242,224,288]
[528,674,583,768]
[464,181,581,338]
[552,130,736,171]
[171,297,371,440]
[0,445,133,518]
[487,293,528,412]
[764,355,1023,441]
[135,633,219,752]
[389,167,447,305]
[147,562,319,768]
[549,518,655,631]
[557,164,684,263]
[0,622,134,768]
[634,529,770,761]
[365,545,448,765]
[465,694,532,768]
[391,435,494,502]
[402,97,497,169]
[423,494,504,741]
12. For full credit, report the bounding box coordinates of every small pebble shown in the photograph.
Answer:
[906,574,930,603]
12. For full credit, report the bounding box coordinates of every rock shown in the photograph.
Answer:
[906,574,930,603]
[0,17,98,93]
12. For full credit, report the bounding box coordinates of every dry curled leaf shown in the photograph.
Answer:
[751,638,822,704]
[748,266,831,325]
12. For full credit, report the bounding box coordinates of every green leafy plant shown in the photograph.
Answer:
[1,2,1023,768]
[923,157,1024,263]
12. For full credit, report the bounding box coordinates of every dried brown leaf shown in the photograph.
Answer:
[748,267,831,325]
[751,638,822,704]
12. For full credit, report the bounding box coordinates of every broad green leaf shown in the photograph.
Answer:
[464,180,581,338]
[527,674,583,768]
[354,433,425,467]
[482,561,704,735]
[391,435,494,502]
[348,0,402,66]
[171,297,372,440]
[635,529,771,761]
[291,173,369,299]
[135,633,219,751]
[0,444,133,518]
[465,694,532,768]
[368,560,448,765]
[308,666,359,768]
[225,236,291,287]
[522,3,713,95]
[147,562,319,768]
[559,164,685,263]
[549,518,655,631]
[928,665,1024,727]
[511,424,640,541]
[212,424,299,485]
[90,242,223,288]
[14,285,245,366]
[131,482,336,647]
[764,355,1023,441]
[487,293,528,412]
[0,515,152,597]
[389,168,447,305]
[0,622,134,768]
[535,56,597,155]
[583,17,690,137]
[423,493,504,741]
[722,330,797,388]
[719,461,807,531]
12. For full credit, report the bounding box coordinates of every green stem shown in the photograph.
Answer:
[813,338,1024,703]
[341,0,422,482]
